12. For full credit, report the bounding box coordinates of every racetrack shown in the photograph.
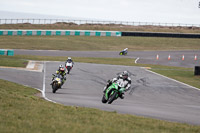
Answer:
[14,49,200,68]
[45,62,200,125]
[1,61,200,125]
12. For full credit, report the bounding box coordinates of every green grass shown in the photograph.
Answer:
[1,79,200,133]
[0,55,28,67]
[0,36,200,51]
[151,68,200,89]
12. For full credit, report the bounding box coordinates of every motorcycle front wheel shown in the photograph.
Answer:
[52,82,58,93]
[108,91,118,104]
[102,95,107,103]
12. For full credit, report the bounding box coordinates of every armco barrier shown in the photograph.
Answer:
[122,32,200,38]
[0,49,5,55]
[7,50,14,56]
[0,30,121,37]
[0,49,14,56]
[2,30,199,38]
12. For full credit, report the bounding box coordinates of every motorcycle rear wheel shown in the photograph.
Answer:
[67,66,71,74]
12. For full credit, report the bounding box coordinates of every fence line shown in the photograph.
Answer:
[0,19,200,27]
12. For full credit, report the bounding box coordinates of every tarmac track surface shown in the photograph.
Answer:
[44,62,200,125]
[14,49,200,68]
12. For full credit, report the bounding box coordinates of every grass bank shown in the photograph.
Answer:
[0,55,28,67]
[0,79,200,133]
[150,68,200,89]
[0,36,200,51]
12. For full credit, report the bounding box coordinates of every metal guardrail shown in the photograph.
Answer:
[0,19,200,27]
[0,49,14,56]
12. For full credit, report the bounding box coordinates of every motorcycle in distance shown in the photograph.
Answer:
[102,82,125,104]
[119,50,128,55]
[65,61,73,74]
[51,73,63,93]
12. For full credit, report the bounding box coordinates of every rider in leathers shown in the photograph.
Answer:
[65,57,74,67]
[120,48,128,55]
[51,65,66,87]
[103,71,131,99]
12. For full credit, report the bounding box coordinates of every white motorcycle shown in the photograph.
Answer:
[65,61,73,74]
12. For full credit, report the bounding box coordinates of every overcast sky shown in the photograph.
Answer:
[0,0,200,24]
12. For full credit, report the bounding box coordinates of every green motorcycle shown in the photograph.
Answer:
[102,82,125,104]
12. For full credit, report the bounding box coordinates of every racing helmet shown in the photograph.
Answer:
[122,71,128,80]
[68,57,71,60]
[59,65,65,72]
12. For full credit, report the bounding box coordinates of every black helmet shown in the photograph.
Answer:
[122,71,128,80]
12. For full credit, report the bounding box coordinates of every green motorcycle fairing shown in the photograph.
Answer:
[105,82,125,100]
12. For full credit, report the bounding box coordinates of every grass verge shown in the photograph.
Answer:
[0,36,200,51]
[0,55,28,67]
[150,68,200,89]
[0,79,200,133]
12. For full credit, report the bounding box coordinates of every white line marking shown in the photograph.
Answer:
[26,61,35,69]
[135,57,139,64]
[42,61,57,103]
[144,68,200,91]
[42,61,46,98]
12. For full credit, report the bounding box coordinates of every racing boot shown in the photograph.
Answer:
[119,92,124,99]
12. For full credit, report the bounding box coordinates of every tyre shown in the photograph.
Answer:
[52,82,58,93]
[67,66,71,74]
[102,95,107,103]
[108,91,118,104]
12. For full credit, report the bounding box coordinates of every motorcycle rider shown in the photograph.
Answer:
[122,48,128,54]
[65,57,74,67]
[103,71,131,99]
[51,65,66,87]
[120,48,128,55]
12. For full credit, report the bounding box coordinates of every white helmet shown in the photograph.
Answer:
[68,57,71,60]
[122,71,128,80]
[59,64,64,68]
[59,65,65,71]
